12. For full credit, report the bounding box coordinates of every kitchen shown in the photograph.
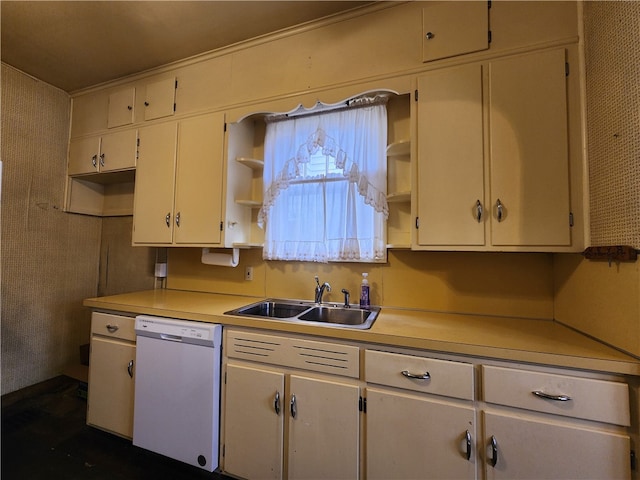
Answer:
[2,1,640,479]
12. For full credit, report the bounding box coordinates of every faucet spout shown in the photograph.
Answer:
[314,275,331,304]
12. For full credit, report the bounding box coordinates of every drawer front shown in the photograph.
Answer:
[226,330,359,379]
[365,350,474,400]
[483,365,630,426]
[91,312,135,341]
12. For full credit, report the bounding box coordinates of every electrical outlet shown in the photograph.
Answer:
[245,266,253,281]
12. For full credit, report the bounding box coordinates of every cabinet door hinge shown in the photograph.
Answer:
[414,89,419,102]
[224,370,227,385]
[488,0,492,8]
[359,396,367,413]
[488,30,492,44]
[631,450,636,471]
[569,212,574,227]
[222,444,225,458]
[220,221,224,232]
[565,62,570,77]
[175,80,178,89]
[224,122,227,133]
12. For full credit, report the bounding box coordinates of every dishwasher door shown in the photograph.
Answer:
[133,315,222,472]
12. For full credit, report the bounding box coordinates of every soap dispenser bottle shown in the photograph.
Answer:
[360,273,370,308]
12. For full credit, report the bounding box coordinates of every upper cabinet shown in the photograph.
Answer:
[132,112,225,246]
[107,87,135,128]
[415,47,583,252]
[143,77,177,121]
[68,129,138,176]
[422,1,490,62]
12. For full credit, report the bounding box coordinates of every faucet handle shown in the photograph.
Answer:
[314,275,320,287]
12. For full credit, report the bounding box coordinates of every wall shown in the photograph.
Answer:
[554,1,640,358]
[1,65,101,394]
[168,248,554,320]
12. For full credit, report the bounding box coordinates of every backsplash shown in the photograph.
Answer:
[167,248,554,320]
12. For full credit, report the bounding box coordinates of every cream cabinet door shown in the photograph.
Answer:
[366,387,476,480]
[99,129,138,172]
[107,87,135,128]
[287,375,360,480]
[417,63,485,246]
[422,1,489,62]
[483,411,631,480]
[489,48,571,246]
[133,122,177,244]
[143,77,176,121]
[87,337,135,438]
[223,364,285,480]
[68,136,101,175]
[173,112,225,244]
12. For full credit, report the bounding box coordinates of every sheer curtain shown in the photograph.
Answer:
[258,100,388,262]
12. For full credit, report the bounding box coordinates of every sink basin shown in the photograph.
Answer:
[230,300,310,319]
[225,299,380,330]
[298,306,378,328]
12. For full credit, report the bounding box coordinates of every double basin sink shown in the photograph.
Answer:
[225,299,380,330]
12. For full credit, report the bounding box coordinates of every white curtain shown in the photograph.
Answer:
[258,101,388,262]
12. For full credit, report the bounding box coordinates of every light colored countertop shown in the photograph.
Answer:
[84,289,640,376]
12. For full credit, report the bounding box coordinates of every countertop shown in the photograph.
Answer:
[84,289,640,376]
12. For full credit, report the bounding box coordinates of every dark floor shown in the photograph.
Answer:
[1,376,232,479]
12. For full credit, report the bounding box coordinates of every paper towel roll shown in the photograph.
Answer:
[201,248,240,267]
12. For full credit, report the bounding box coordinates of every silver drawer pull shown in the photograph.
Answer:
[106,324,119,333]
[532,390,572,402]
[274,391,281,415]
[401,370,431,380]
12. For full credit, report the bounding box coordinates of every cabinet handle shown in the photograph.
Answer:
[127,360,134,378]
[465,430,472,461]
[532,390,572,402]
[496,199,504,222]
[105,324,119,333]
[490,435,498,467]
[165,213,171,228]
[175,212,181,227]
[91,154,98,168]
[99,153,105,167]
[425,31,435,40]
[274,391,281,415]
[401,370,431,380]
[144,101,150,106]
[475,200,483,223]
[290,394,297,419]
[127,105,133,110]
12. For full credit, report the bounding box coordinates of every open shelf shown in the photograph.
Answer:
[235,199,262,208]
[387,191,411,203]
[236,157,264,170]
[386,140,410,157]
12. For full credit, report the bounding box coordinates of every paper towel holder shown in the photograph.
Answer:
[201,248,240,267]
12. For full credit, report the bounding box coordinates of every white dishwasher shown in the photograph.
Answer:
[133,315,222,472]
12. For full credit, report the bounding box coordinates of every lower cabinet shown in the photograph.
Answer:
[222,329,361,480]
[87,312,136,439]
[366,388,476,480]
[364,350,477,480]
[482,411,631,480]
[481,365,632,480]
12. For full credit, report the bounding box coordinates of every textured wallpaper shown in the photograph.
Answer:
[584,1,640,248]
[1,65,101,394]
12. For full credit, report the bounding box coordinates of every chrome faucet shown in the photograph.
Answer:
[314,275,331,304]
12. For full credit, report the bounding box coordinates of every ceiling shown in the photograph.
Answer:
[1,1,371,93]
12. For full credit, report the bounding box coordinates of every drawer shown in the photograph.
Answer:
[91,312,135,342]
[483,365,630,426]
[365,350,474,400]
[226,330,359,379]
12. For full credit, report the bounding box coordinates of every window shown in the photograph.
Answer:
[258,97,389,263]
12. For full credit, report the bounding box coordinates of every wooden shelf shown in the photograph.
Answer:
[236,157,264,170]
[235,199,262,207]
[386,140,410,157]
[387,191,411,203]
[232,242,264,248]
[386,243,411,249]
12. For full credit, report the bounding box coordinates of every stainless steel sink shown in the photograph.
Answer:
[224,299,380,330]
[298,305,378,328]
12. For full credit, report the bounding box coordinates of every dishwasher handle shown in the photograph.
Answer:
[160,334,183,342]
